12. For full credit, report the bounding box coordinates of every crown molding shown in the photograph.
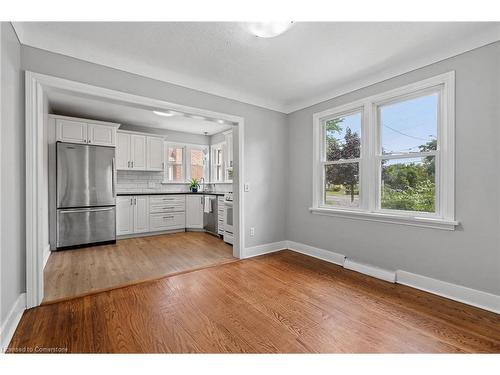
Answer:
[284,24,500,113]
[13,22,500,115]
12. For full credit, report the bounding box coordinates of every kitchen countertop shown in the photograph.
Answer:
[117,192,226,196]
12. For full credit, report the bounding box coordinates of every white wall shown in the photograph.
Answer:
[21,45,289,250]
[287,41,500,296]
[1,23,25,326]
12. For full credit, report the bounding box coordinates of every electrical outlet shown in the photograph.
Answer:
[244,183,250,192]
[250,227,255,237]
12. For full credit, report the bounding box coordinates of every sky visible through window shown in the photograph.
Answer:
[380,93,438,156]
[326,112,362,146]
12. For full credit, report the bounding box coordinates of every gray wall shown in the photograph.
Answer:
[1,23,25,324]
[287,42,500,295]
[21,45,289,250]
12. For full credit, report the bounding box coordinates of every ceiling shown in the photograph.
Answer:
[47,89,233,135]
[14,22,500,113]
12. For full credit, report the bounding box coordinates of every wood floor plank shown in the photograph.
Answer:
[44,232,236,302]
[8,250,500,353]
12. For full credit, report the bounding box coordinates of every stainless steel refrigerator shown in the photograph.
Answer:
[56,142,116,249]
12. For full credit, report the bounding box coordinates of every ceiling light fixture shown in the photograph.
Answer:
[216,119,225,124]
[244,22,294,38]
[153,110,174,117]
[189,114,206,121]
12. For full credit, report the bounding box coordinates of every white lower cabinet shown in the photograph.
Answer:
[185,195,204,229]
[133,196,150,233]
[116,195,150,235]
[116,196,134,235]
[150,212,185,231]
[217,196,225,235]
[117,194,225,237]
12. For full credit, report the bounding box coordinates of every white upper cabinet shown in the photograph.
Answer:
[185,195,203,229]
[131,134,147,170]
[54,115,119,146]
[56,119,88,144]
[116,131,165,171]
[88,123,116,146]
[116,132,131,170]
[147,136,164,171]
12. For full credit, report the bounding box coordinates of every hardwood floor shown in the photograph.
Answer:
[43,231,235,302]
[10,250,500,353]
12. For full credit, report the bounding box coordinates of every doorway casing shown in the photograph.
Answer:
[25,71,245,308]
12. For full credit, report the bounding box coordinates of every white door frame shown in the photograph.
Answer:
[25,71,245,308]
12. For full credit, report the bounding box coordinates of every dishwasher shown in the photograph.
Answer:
[203,195,219,236]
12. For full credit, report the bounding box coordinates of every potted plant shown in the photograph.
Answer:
[190,178,200,193]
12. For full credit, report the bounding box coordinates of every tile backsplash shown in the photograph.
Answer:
[116,171,232,193]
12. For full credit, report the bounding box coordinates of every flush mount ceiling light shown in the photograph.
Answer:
[244,22,294,38]
[189,114,207,121]
[153,110,175,117]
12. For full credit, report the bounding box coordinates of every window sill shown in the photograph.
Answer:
[309,207,458,230]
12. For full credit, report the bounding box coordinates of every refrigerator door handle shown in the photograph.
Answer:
[59,207,115,214]
[111,157,116,198]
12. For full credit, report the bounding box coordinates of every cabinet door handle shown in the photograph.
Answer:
[134,198,137,205]
[131,161,134,168]
[88,139,91,144]
[130,198,133,205]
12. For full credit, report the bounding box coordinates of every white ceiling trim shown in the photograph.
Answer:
[13,23,500,115]
[11,22,287,113]
[284,24,500,113]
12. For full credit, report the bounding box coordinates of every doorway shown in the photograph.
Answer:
[25,71,245,307]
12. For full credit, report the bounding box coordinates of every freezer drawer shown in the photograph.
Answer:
[57,207,116,248]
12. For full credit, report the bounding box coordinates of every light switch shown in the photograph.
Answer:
[244,183,250,192]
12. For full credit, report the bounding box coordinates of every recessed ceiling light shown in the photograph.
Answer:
[189,114,206,121]
[216,119,225,124]
[244,22,294,38]
[153,110,174,117]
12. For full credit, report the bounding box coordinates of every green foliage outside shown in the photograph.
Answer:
[325,118,436,212]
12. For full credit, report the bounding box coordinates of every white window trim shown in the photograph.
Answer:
[211,142,225,183]
[163,142,186,183]
[311,71,458,230]
[162,142,209,183]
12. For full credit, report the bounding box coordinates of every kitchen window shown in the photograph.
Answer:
[166,144,185,182]
[211,143,224,182]
[164,143,209,183]
[188,145,209,181]
[311,72,457,230]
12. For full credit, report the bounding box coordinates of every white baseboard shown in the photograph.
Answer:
[287,241,345,266]
[0,293,26,352]
[243,241,288,258]
[43,244,51,269]
[396,270,500,314]
[280,240,499,314]
[344,258,396,283]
